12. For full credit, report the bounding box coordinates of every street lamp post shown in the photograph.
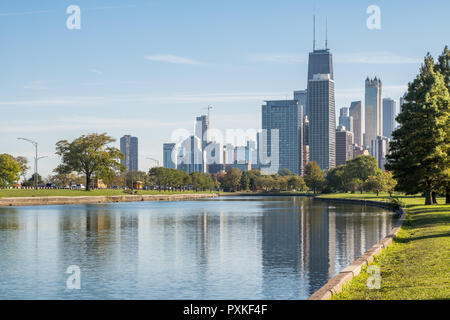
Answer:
[17,138,39,189]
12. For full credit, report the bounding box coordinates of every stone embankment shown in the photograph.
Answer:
[0,193,218,207]
[308,197,406,300]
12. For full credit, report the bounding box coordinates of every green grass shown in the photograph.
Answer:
[0,189,218,198]
[328,194,450,300]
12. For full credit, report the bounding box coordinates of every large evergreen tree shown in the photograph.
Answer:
[386,53,450,205]
[434,46,450,204]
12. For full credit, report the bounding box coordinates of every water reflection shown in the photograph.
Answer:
[0,197,396,299]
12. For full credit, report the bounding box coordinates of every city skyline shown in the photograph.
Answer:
[1,0,448,178]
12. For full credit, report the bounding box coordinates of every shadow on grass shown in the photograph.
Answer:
[395,232,450,243]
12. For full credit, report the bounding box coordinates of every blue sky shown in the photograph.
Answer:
[1,0,448,178]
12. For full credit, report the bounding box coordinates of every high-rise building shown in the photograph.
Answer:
[294,89,308,116]
[205,142,224,174]
[261,100,303,175]
[163,143,177,169]
[177,135,203,174]
[120,135,138,172]
[365,77,383,149]
[335,126,353,166]
[370,136,390,170]
[338,107,353,133]
[383,98,396,139]
[349,100,363,146]
[195,115,210,151]
[309,73,336,170]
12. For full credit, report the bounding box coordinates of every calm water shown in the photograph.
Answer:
[0,196,397,300]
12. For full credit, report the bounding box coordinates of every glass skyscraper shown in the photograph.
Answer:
[308,73,336,170]
[382,98,396,139]
[261,100,303,175]
[163,143,177,169]
[120,135,138,172]
[365,77,383,148]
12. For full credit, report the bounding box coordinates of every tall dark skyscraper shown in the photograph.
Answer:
[261,100,303,175]
[307,17,335,170]
[120,135,138,172]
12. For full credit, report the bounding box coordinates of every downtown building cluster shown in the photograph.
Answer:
[150,20,400,175]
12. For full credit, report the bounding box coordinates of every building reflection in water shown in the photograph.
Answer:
[0,198,396,299]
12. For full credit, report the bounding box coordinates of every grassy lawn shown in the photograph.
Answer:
[0,189,218,198]
[326,193,450,300]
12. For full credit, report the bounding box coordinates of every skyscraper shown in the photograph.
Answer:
[338,107,353,133]
[365,77,383,148]
[349,100,363,146]
[293,89,308,116]
[307,17,335,170]
[120,135,138,172]
[309,73,336,170]
[382,98,396,139]
[195,115,210,151]
[371,136,390,169]
[177,135,203,174]
[163,143,177,169]
[261,100,303,175]
[335,126,353,166]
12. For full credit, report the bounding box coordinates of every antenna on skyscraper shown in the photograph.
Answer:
[325,17,328,49]
[313,14,316,51]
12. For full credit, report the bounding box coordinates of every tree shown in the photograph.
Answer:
[304,162,324,193]
[287,175,307,191]
[0,154,21,188]
[14,156,29,182]
[222,168,242,192]
[21,173,44,187]
[325,166,347,193]
[279,168,294,176]
[48,172,79,187]
[434,46,450,204]
[240,171,251,191]
[344,156,380,193]
[346,178,363,194]
[386,53,450,205]
[55,133,125,191]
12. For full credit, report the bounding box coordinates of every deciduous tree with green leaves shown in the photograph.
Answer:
[0,154,21,188]
[55,133,125,191]
[304,162,324,194]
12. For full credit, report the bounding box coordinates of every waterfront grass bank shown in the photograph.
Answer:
[321,193,450,300]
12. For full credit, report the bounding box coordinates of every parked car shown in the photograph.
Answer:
[74,184,85,190]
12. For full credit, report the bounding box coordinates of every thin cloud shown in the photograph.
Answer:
[0,117,191,134]
[145,54,202,65]
[0,91,292,107]
[90,69,103,75]
[0,10,52,17]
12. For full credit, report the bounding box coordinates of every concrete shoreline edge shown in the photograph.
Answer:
[0,193,219,207]
[308,197,407,300]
